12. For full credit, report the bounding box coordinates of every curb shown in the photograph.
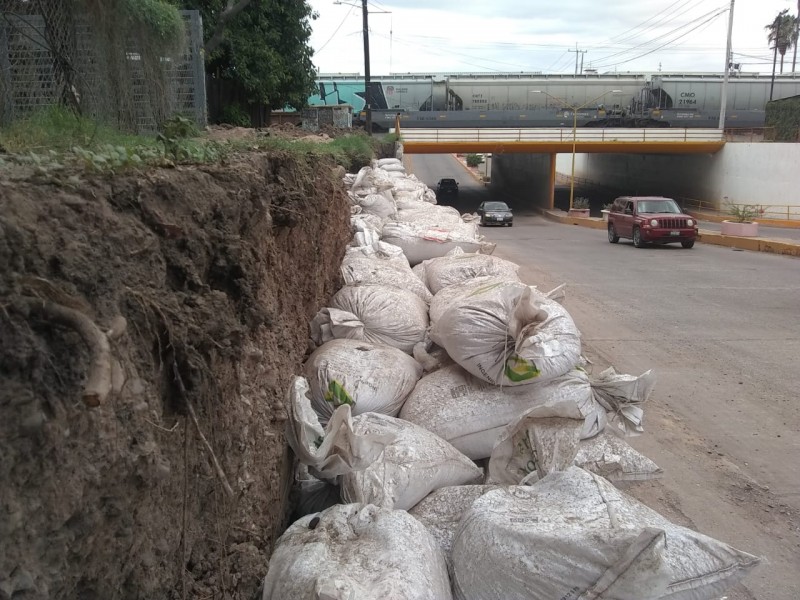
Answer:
[541,211,800,256]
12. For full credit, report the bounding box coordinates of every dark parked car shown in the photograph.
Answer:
[477,201,513,226]
[436,178,459,197]
[607,196,697,248]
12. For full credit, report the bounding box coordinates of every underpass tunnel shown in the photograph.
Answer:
[490,153,556,214]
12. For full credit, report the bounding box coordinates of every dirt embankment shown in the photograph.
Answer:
[0,152,351,598]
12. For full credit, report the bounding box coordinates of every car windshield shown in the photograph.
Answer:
[484,202,509,211]
[440,179,456,185]
[637,199,681,214]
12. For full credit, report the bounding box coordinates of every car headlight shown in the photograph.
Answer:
[687,219,694,227]
[650,219,659,227]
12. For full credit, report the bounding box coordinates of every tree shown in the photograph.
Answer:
[182,0,318,116]
[765,9,798,74]
[793,0,800,72]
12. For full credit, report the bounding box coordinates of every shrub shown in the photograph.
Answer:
[725,201,759,223]
[572,197,590,210]
[466,153,484,167]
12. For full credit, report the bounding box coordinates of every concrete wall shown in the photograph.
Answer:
[555,144,800,209]
[492,153,552,210]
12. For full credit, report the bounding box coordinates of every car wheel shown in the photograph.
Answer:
[508,222,513,227]
[681,240,695,249]
[632,227,646,248]
[607,223,619,243]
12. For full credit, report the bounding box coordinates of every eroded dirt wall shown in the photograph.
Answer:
[0,152,351,599]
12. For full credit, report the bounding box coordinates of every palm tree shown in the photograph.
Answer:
[765,10,798,74]
[793,0,800,72]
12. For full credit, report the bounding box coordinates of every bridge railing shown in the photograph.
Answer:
[396,128,724,143]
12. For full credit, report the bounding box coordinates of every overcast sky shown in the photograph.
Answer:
[308,0,798,76]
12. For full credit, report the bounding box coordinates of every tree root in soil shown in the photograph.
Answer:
[12,296,123,407]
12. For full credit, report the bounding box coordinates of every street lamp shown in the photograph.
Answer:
[531,89,622,211]
[333,1,391,135]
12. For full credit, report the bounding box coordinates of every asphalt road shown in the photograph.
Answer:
[407,153,800,600]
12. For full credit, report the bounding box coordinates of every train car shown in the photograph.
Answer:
[309,72,800,130]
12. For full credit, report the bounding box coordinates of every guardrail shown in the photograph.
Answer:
[397,128,724,143]
[680,198,800,222]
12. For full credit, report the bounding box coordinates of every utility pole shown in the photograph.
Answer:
[569,45,588,75]
[361,0,372,135]
[718,0,735,129]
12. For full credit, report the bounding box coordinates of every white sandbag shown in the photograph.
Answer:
[350,213,385,236]
[423,251,521,294]
[390,177,424,193]
[351,166,395,192]
[412,261,426,282]
[486,401,592,485]
[358,193,396,220]
[400,365,604,460]
[380,162,406,173]
[263,503,452,600]
[310,284,429,354]
[428,276,510,328]
[396,204,463,226]
[408,485,500,563]
[430,281,581,386]
[341,412,484,510]
[341,257,432,303]
[381,221,491,266]
[422,188,437,204]
[351,228,381,248]
[285,376,395,479]
[393,190,427,209]
[342,240,408,268]
[451,468,760,600]
[574,430,663,483]
[412,342,455,374]
[375,157,402,167]
[304,339,423,422]
[592,366,654,436]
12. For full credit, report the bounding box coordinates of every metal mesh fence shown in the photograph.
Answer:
[0,1,206,133]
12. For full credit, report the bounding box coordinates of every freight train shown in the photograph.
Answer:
[308,72,800,130]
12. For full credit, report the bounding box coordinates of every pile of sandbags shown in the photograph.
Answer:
[259,163,760,600]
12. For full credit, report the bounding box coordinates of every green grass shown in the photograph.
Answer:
[0,106,157,153]
[0,106,394,174]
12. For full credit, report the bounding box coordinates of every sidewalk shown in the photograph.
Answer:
[542,210,800,257]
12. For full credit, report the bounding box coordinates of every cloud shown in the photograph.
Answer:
[309,0,796,75]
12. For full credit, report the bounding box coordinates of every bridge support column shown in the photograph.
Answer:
[548,153,556,210]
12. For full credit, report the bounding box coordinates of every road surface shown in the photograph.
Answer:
[407,154,800,600]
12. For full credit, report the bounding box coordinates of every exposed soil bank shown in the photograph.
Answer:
[0,152,351,599]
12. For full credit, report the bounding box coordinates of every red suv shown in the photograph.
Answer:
[607,196,698,249]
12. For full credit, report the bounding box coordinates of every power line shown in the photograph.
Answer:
[316,4,356,54]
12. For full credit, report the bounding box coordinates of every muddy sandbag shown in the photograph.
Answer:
[430,280,581,386]
[408,485,500,563]
[574,430,663,483]
[304,339,423,423]
[341,257,432,303]
[340,412,484,510]
[310,284,429,354]
[381,221,492,266]
[262,503,452,600]
[422,251,521,294]
[451,468,760,600]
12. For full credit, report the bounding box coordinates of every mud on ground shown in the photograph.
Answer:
[0,150,352,598]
